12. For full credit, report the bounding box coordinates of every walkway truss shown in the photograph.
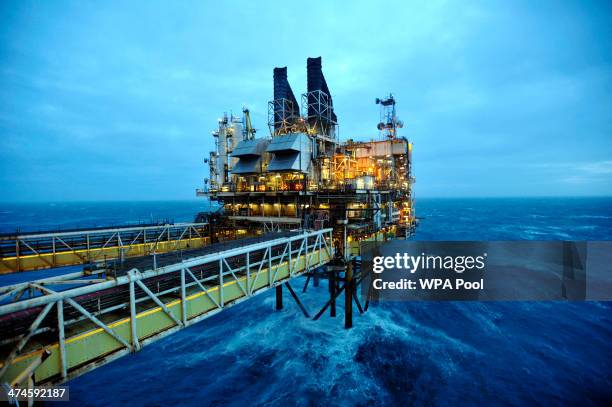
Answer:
[0,228,333,387]
[0,223,211,273]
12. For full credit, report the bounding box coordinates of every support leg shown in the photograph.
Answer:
[329,268,336,317]
[345,262,353,329]
[302,274,311,293]
[275,285,283,310]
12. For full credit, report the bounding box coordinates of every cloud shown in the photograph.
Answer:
[0,1,611,201]
[579,161,612,175]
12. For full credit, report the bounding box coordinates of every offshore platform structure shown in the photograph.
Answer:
[198,57,416,328]
[199,57,416,258]
[0,57,415,395]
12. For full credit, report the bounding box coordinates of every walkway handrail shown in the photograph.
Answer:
[0,228,333,316]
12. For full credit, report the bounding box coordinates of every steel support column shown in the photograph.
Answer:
[275,285,283,310]
[345,262,353,329]
[329,267,336,317]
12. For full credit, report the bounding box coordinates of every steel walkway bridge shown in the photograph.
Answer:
[0,228,333,388]
[0,223,210,273]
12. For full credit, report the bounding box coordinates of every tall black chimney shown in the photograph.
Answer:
[273,67,300,132]
[306,57,337,126]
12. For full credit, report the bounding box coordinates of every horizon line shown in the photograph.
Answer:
[1,195,612,204]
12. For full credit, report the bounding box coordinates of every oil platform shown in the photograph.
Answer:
[197,57,416,257]
[0,57,415,397]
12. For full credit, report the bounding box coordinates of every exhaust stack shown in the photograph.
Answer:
[272,67,300,134]
[306,57,337,136]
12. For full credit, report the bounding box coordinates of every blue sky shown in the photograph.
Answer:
[0,0,610,201]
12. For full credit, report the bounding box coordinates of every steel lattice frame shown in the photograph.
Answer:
[267,98,303,136]
[301,90,338,142]
[0,228,334,386]
[0,223,210,273]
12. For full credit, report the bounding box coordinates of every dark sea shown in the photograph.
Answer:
[1,198,611,406]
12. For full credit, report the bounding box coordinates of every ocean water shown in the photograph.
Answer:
[1,198,611,406]
[0,200,217,234]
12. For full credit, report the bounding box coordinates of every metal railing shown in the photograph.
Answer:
[0,228,334,386]
[0,223,210,273]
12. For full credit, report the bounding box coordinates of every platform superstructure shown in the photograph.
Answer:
[198,57,416,257]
